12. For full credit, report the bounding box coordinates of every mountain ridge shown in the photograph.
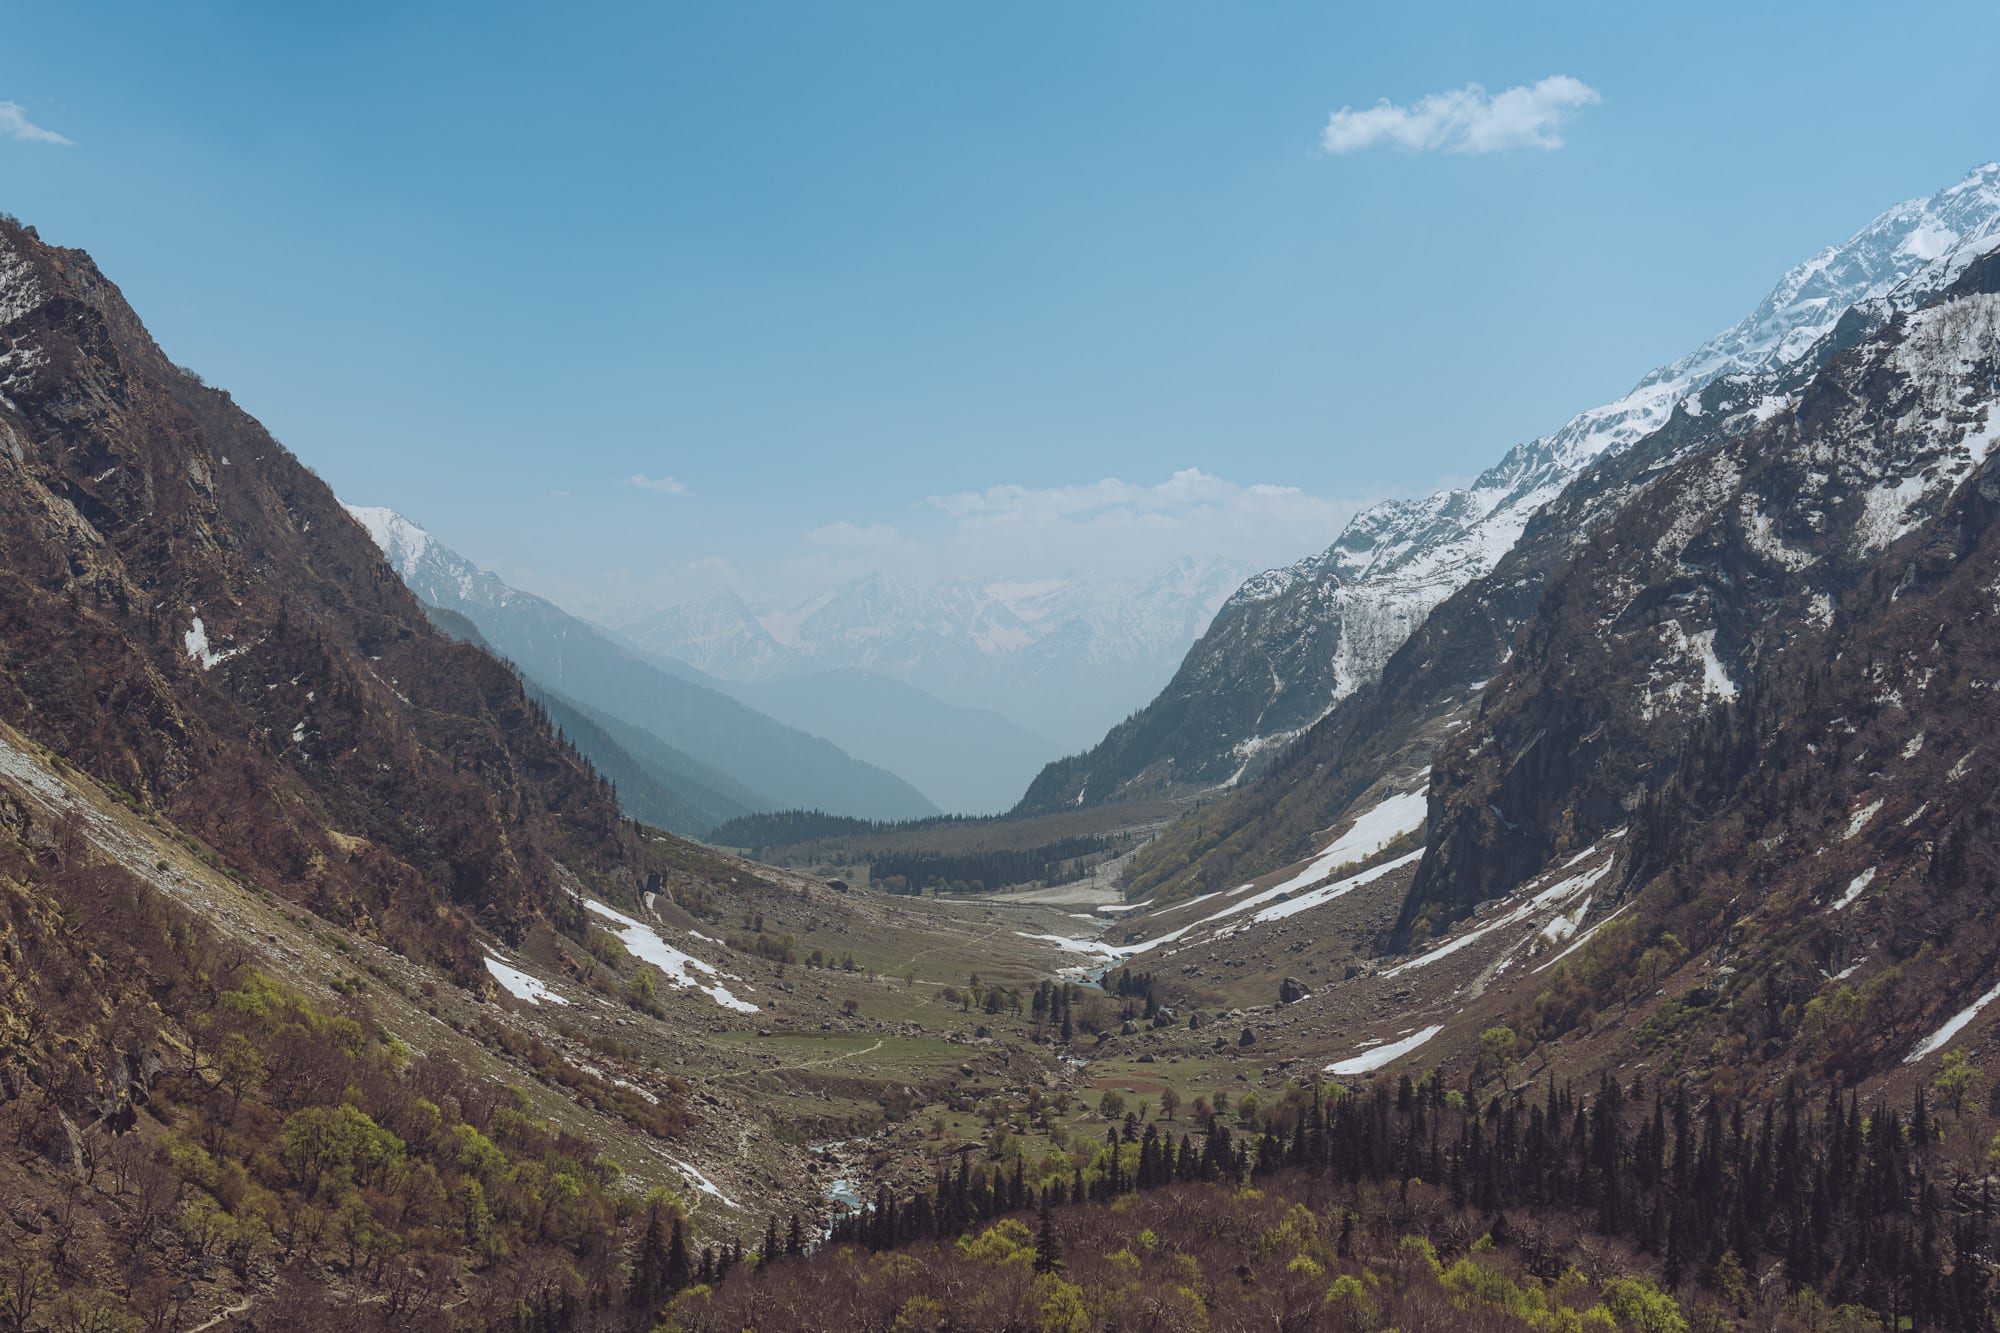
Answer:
[619,558,1251,750]
[344,504,942,824]
[1019,162,2000,814]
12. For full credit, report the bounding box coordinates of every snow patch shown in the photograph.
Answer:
[1845,799,1883,840]
[583,900,759,1013]
[484,954,570,1006]
[1388,854,1615,977]
[183,613,243,671]
[1327,1025,1444,1076]
[663,1155,739,1209]
[1906,976,2000,1063]
[1245,849,1425,925]
[1831,867,1876,912]
[1244,788,1428,905]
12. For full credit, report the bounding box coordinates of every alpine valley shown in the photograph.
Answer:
[11,145,2000,1333]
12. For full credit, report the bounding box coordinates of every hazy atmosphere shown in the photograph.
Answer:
[6,5,2000,1329]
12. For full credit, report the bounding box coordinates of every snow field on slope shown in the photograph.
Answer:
[584,899,759,1013]
[484,953,570,1006]
[1024,804,1432,960]
[1229,787,1428,903]
[1906,976,2000,1064]
[1386,845,1619,979]
[1327,1025,1445,1076]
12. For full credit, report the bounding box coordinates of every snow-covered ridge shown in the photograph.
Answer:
[629,561,1251,686]
[1207,164,2000,760]
[346,504,432,571]
[343,503,529,612]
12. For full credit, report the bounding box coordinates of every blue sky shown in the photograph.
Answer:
[4,1,1998,612]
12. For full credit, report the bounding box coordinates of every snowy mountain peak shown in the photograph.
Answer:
[1236,163,2000,624]
[342,503,523,613]
[1022,165,2000,810]
[623,559,1254,748]
[344,504,432,570]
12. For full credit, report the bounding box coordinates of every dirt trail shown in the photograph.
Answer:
[189,1298,253,1331]
[713,1037,885,1082]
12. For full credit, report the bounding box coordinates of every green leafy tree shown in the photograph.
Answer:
[1934,1049,1978,1114]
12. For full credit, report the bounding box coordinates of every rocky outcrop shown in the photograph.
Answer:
[1403,244,2000,943]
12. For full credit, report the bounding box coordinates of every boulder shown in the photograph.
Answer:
[1278,977,1312,1004]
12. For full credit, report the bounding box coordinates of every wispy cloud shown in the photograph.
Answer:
[519,468,1379,617]
[0,101,73,146]
[620,473,688,495]
[916,468,1369,584]
[1321,76,1600,155]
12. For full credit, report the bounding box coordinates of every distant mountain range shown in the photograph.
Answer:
[726,669,1056,816]
[345,506,940,829]
[1019,162,2000,815]
[617,560,1250,752]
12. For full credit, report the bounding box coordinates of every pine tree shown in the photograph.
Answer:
[785,1214,804,1258]
[628,1207,668,1307]
[763,1215,781,1264]
[1034,1188,1063,1274]
[666,1217,692,1293]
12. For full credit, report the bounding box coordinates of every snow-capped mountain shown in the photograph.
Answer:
[619,558,1251,750]
[344,505,943,825]
[1017,162,2000,811]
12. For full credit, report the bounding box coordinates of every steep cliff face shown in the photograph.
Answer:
[0,219,651,971]
[1022,164,2000,815]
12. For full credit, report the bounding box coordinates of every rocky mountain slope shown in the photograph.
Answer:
[0,217,658,971]
[621,559,1249,751]
[1406,240,2000,954]
[1020,163,2000,814]
[418,602,763,834]
[1079,229,2000,1100]
[345,506,940,825]
[0,214,1107,1327]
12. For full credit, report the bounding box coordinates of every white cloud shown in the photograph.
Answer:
[519,469,1379,620]
[929,467,1238,521]
[0,102,72,146]
[805,520,906,551]
[621,473,688,495]
[1321,76,1600,155]
[915,468,1369,587]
